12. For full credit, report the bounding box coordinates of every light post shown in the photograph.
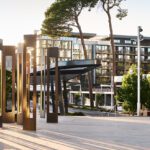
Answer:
[137,26,143,116]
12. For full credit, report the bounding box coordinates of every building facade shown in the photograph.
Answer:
[92,35,150,85]
[36,33,150,109]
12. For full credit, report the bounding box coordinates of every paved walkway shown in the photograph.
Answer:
[0,116,150,150]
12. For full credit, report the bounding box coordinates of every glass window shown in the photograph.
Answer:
[125,55,130,60]
[141,56,144,61]
[118,47,123,51]
[125,47,130,51]
[114,39,120,43]
[118,55,123,59]
[117,46,123,53]
[141,48,145,55]
[133,41,137,45]
[125,40,131,44]
[102,54,107,59]
[148,56,150,60]
[102,46,107,50]
[141,47,145,52]
[135,56,137,60]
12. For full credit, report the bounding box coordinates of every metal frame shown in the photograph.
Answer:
[2,46,16,123]
[17,52,23,125]
[40,48,45,118]
[16,42,24,124]
[47,47,59,123]
[0,40,3,127]
[23,35,37,130]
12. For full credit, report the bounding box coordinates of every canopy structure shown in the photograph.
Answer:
[35,59,101,83]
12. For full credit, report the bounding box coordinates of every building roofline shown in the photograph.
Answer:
[113,34,150,40]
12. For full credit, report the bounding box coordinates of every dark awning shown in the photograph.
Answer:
[32,59,101,84]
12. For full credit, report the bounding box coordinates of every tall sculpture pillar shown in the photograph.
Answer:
[40,48,45,118]
[0,39,3,127]
[16,43,23,125]
[23,34,37,130]
[63,80,68,114]
[47,47,59,123]
[2,46,16,123]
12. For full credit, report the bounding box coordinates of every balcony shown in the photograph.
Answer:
[125,50,136,55]
[143,66,150,71]
[101,50,111,54]
[101,58,112,62]
[141,51,146,55]
[116,58,124,62]
[135,51,146,56]
[116,50,123,54]
[116,66,124,70]
[93,88,111,92]
[102,65,112,69]
[101,73,112,76]
[125,58,135,62]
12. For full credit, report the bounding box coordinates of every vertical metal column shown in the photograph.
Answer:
[17,48,23,125]
[63,80,68,114]
[40,48,45,118]
[50,77,55,112]
[0,40,3,127]
[80,74,85,106]
[47,47,59,123]
[23,34,37,131]
[2,46,16,123]
[58,73,65,115]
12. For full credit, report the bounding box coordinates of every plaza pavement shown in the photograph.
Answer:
[0,115,150,150]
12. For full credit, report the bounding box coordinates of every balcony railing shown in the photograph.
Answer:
[93,88,112,92]
[116,66,124,70]
[125,58,135,61]
[101,73,112,76]
[125,51,136,55]
[116,50,123,54]
[116,58,124,61]
[101,50,111,53]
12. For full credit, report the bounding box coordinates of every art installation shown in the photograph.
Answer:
[0,40,2,127]
[46,47,59,123]
[16,43,23,125]
[22,35,37,130]
[2,46,16,123]
[0,34,100,130]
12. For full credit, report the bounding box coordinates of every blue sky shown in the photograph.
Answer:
[0,0,149,45]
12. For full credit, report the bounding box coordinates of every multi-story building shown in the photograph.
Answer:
[91,35,150,85]
[36,33,150,109]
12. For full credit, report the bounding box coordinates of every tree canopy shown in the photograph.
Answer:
[100,0,127,19]
[116,65,150,114]
[42,0,97,37]
[42,0,98,109]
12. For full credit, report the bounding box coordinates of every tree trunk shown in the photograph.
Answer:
[75,15,94,108]
[107,11,116,108]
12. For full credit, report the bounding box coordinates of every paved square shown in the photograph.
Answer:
[0,116,150,150]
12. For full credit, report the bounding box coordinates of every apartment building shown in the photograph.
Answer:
[36,33,150,108]
[91,35,150,85]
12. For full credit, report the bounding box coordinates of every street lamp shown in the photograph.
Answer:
[137,26,143,116]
